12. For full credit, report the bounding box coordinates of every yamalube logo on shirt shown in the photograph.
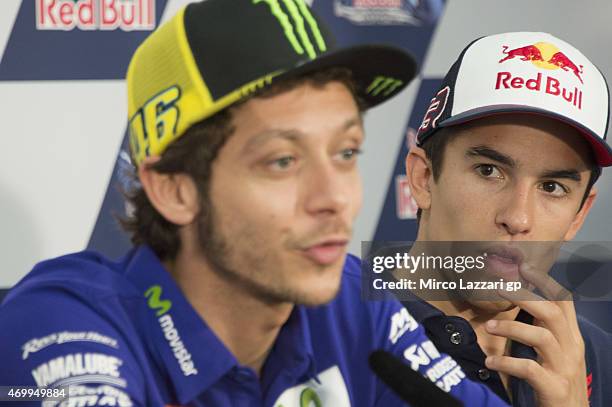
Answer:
[272,366,350,407]
[31,353,124,388]
[145,285,198,377]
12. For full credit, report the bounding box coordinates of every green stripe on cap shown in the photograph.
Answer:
[281,0,315,58]
[253,0,326,59]
[294,0,326,53]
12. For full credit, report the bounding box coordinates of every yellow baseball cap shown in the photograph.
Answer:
[127,0,417,166]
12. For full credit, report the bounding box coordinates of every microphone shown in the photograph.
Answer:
[369,350,464,407]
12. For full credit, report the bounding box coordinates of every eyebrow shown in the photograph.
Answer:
[466,145,583,182]
[540,169,582,182]
[465,145,516,167]
[242,115,363,153]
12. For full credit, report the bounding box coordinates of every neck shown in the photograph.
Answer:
[164,244,293,376]
[404,241,520,358]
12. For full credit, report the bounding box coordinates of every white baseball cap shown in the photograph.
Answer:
[416,32,611,167]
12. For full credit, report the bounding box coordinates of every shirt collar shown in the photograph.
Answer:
[403,295,539,364]
[274,305,317,377]
[124,245,237,404]
[400,290,445,323]
[124,245,318,403]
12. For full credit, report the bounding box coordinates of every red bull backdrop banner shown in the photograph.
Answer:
[0,0,165,80]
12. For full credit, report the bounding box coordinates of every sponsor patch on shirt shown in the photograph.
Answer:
[42,384,133,407]
[22,331,119,360]
[31,353,125,388]
[272,365,351,407]
[389,307,419,344]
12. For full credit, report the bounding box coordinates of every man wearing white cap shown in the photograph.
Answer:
[402,32,612,406]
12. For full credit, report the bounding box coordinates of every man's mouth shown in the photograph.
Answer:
[301,238,349,266]
[484,246,524,280]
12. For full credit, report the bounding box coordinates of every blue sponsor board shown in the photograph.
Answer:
[373,78,442,241]
[88,137,134,259]
[311,0,443,64]
[333,0,444,26]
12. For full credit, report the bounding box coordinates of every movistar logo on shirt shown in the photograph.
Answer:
[145,285,172,316]
[145,285,198,377]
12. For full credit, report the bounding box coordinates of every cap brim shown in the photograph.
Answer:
[439,105,612,167]
[276,44,418,109]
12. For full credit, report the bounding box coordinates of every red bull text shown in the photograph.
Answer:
[36,0,156,31]
[496,72,582,110]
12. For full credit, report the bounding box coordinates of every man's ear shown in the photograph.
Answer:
[563,187,597,241]
[405,146,433,212]
[138,157,200,226]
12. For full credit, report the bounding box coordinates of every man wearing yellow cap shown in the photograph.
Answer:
[0,1,512,406]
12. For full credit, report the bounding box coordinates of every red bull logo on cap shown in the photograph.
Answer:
[499,42,583,83]
[36,0,156,31]
[495,42,584,110]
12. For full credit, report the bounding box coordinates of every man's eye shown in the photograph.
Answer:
[476,164,503,179]
[540,181,568,197]
[269,156,295,170]
[339,148,362,161]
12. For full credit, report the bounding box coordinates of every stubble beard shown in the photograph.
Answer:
[196,200,342,307]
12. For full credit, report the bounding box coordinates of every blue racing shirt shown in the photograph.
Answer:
[0,246,509,406]
[402,296,612,406]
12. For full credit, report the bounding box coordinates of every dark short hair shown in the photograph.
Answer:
[120,67,365,260]
[415,126,601,222]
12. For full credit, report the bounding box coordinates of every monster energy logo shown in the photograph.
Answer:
[366,75,404,97]
[145,285,172,316]
[253,0,326,59]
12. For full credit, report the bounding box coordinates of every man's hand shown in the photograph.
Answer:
[483,265,589,407]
